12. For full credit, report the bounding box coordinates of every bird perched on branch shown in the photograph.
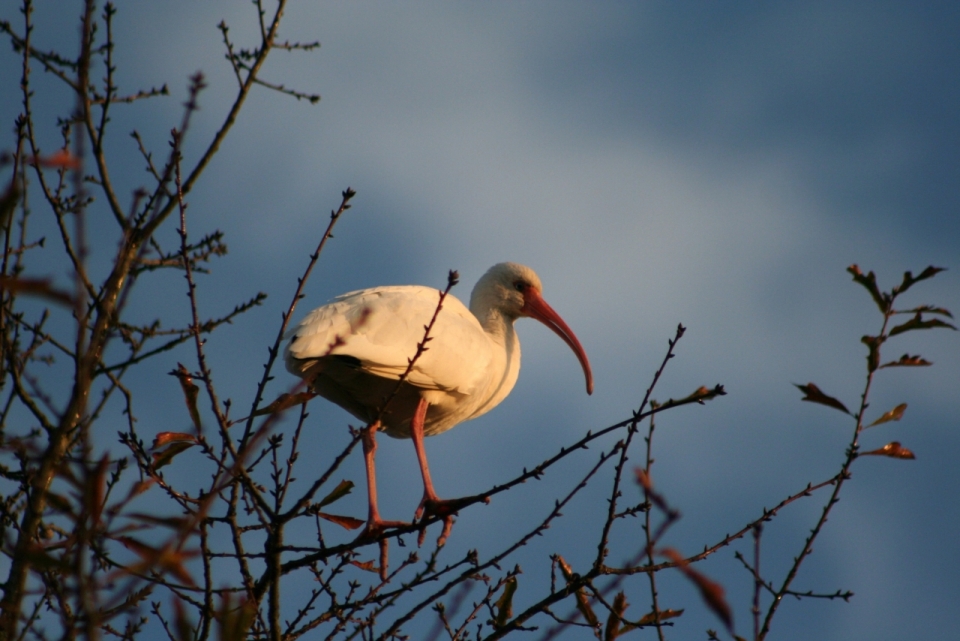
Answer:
[286,262,593,567]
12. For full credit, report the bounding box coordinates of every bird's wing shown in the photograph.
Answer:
[286,286,493,395]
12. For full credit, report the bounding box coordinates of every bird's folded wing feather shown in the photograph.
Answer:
[286,286,493,395]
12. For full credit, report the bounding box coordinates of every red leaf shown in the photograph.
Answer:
[888,313,956,337]
[31,149,82,170]
[86,454,109,526]
[117,536,158,559]
[794,383,850,415]
[554,555,598,628]
[153,432,197,449]
[860,335,884,373]
[865,403,907,429]
[892,266,947,296]
[151,433,198,469]
[349,559,378,573]
[42,490,75,516]
[152,432,197,448]
[120,479,156,503]
[0,276,76,307]
[494,576,518,628]
[172,598,193,641]
[634,467,670,513]
[217,594,257,641]
[316,480,354,509]
[316,512,364,530]
[170,364,202,432]
[861,441,916,460]
[252,391,317,417]
[574,586,599,629]
[0,181,20,228]
[880,354,932,369]
[21,544,72,572]
[634,468,653,493]
[605,592,629,640]
[556,555,575,581]
[118,537,197,585]
[636,608,684,626]
[662,548,732,632]
[847,265,889,313]
[127,513,190,530]
[899,305,953,319]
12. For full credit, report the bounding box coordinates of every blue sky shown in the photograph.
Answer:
[2,2,958,639]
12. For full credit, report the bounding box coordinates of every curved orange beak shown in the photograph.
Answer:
[521,288,594,395]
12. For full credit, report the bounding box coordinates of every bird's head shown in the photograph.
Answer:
[471,262,542,320]
[471,262,594,395]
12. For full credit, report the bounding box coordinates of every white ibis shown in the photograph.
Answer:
[285,262,593,555]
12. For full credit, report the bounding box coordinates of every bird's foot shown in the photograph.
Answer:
[353,517,408,544]
[353,517,408,581]
[414,495,480,548]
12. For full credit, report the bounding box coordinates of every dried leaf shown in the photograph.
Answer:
[161,551,198,586]
[0,181,19,231]
[317,480,354,509]
[0,276,76,307]
[556,555,575,581]
[866,403,907,429]
[681,386,719,404]
[664,385,726,408]
[22,544,72,572]
[316,512,364,530]
[171,364,203,432]
[152,432,198,448]
[847,265,889,314]
[349,559,378,573]
[860,335,884,373]
[889,313,956,337]
[893,266,946,296]
[662,548,732,632]
[794,383,850,415]
[574,586,600,629]
[43,490,75,516]
[880,354,932,369]
[899,305,953,319]
[127,513,189,530]
[634,467,672,514]
[173,598,193,641]
[152,440,197,469]
[118,537,197,585]
[218,595,257,641]
[634,468,653,493]
[636,608,684,626]
[554,556,598,628]
[252,391,317,417]
[99,585,155,621]
[31,149,82,170]
[605,592,629,640]
[494,576,518,628]
[119,479,156,505]
[118,536,156,558]
[861,441,916,460]
[82,455,109,527]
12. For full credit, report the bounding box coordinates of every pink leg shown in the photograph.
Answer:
[411,398,441,512]
[362,424,385,526]
[356,422,406,580]
[411,398,456,546]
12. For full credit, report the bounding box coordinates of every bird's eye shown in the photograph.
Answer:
[513,281,525,292]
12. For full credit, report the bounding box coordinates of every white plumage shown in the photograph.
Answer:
[285,262,592,552]
[286,285,505,437]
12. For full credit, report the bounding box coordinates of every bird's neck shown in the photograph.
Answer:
[471,303,515,344]
[468,304,522,420]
